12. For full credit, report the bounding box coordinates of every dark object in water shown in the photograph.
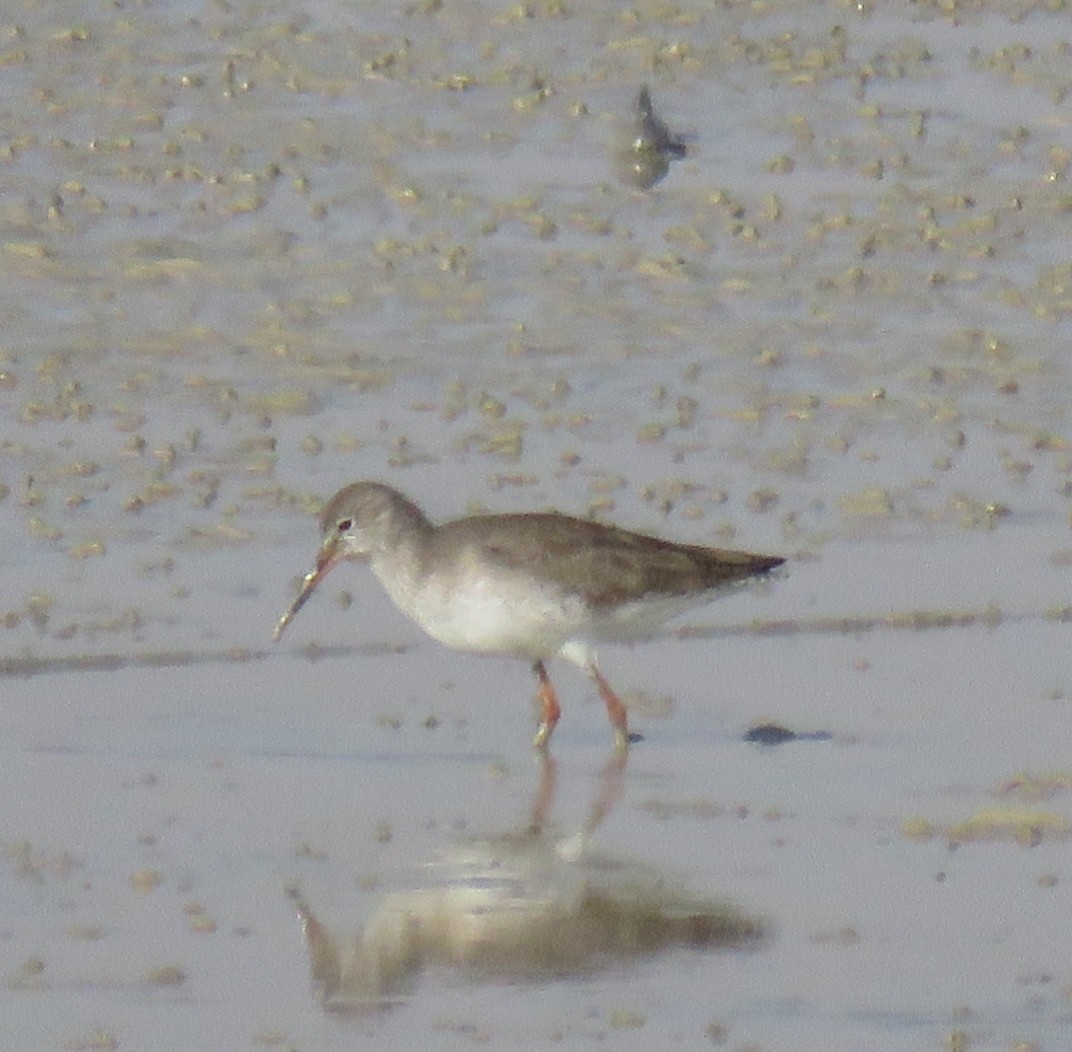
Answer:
[636,85,687,159]
[617,86,689,190]
[744,723,834,745]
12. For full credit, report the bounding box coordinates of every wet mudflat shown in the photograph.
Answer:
[2,1,1072,1049]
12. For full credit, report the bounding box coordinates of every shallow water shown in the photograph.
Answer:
[3,1,1072,1049]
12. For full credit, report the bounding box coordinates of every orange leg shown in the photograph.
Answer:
[588,665,631,751]
[532,660,561,749]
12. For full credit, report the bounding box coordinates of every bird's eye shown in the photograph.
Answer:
[337,518,353,532]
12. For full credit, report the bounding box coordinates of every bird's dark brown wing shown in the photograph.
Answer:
[433,512,784,610]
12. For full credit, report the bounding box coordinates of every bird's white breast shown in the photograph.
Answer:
[375,552,589,660]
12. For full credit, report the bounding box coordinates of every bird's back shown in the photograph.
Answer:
[431,512,784,611]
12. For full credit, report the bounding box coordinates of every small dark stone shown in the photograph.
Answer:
[744,723,833,745]
[744,723,798,745]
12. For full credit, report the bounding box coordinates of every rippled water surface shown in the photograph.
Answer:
[3,2,1072,1049]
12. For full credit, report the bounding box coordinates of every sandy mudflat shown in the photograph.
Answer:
[2,2,1072,1049]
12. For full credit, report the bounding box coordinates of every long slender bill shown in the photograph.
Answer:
[272,568,322,641]
[273,531,347,642]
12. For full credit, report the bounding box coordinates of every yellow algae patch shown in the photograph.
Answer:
[123,257,206,281]
[131,868,163,894]
[245,389,318,415]
[179,523,255,548]
[949,807,1070,845]
[996,771,1072,801]
[4,240,51,259]
[902,808,1071,846]
[947,494,1011,529]
[839,485,894,518]
[26,517,63,541]
[900,816,935,842]
[122,481,181,512]
[145,964,186,986]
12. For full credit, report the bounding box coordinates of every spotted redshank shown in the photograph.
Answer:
[274,482,784,749]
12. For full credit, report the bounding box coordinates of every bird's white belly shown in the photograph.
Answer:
[404,571,590,659]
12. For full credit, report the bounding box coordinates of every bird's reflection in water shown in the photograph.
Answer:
[289,750,765,1012]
